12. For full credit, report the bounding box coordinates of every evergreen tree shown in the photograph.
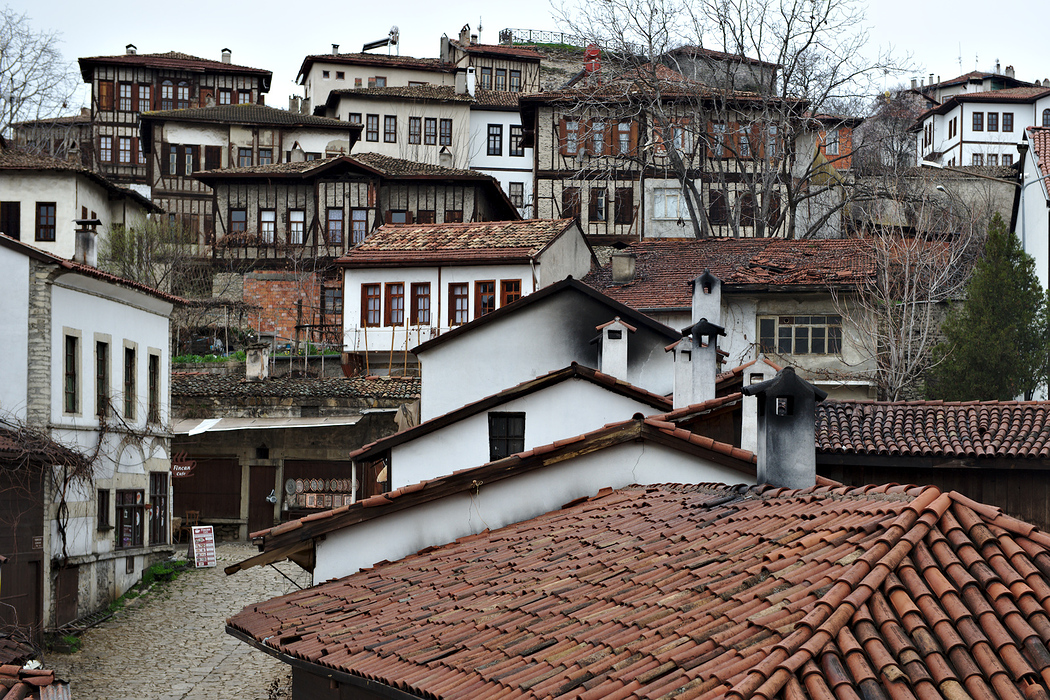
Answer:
[927,214,1048,400]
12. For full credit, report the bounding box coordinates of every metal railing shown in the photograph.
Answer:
[500,28,587,48]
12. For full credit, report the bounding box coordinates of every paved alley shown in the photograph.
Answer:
[47,543,312,700]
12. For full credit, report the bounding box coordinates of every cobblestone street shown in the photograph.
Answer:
[46,543,312,700]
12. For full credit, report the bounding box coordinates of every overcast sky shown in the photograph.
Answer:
[9,0,1049,111]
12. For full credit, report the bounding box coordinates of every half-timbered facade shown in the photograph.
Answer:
[138,104,360,247]
[440,28,543,95]
[193,154,519,346]
[78,45,272,189]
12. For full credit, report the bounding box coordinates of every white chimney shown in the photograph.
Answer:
[332,43,340,56]
[610,253,636,283]
[740,356,779,455]
[466,66,476,97]
[73,219,100,268]
[683,318,725,405]
[595,318,633,379]
[438,146,453,168]
[1006,65,1015,79]
[671,337,694,409]
[910,78,917,90]
[742,367,827,489]
[691,269,721,326]
[221,48,232,64]
[245,343,270,381]
[126,44,137,55]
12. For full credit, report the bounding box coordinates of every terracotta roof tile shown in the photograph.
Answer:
[328,85,474,103]
[1027,127,1050,183]
[171,372,419,400]
[817,400,1050,460]
[229,484,1050,700]
[79,51,270,76]
[448,40,543,61]
[585,238,875,309]
[336,219,576,267]
[140,103,351,128]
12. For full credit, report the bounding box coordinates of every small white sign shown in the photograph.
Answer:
[191,525,216,568]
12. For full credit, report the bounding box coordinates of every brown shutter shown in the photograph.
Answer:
[192,145,200,171]
[176,146,186,177]
[605,122,614,156]
[384,211,392,224]
[132,83,138,112]
[588,188,599,220]
[558,118,568,155]
[629,121,639,156]
[405,211,414,224]
[204,145,221,170]
[131,137,138,165]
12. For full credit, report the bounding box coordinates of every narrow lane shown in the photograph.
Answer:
[47,543,311,700]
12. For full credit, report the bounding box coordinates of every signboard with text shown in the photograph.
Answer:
[190,526,216,568]
[171,452,196,478]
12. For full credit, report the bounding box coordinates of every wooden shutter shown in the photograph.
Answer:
[176,146,186,177]
[191,145,200,171]
[204,145,221,170]
[132,83,139,112]
[131,138,138,165]
[558,118,568,155]
[615,188,633,225]
[629,121,639,156]
[588,188,601,220]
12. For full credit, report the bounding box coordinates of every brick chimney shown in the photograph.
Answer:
[742,367,827,489]
[73,219,101,267]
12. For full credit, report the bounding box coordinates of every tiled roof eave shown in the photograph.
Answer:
[336,253,538,268]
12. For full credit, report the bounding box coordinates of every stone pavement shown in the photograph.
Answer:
[47,543,312,700]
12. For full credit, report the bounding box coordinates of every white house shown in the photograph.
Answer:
[470,92,534,217]
[915,85,1050,167]
[0,143,158,260]
[0,233,178,632]
[338,219,594,377]
[1014,126,1050,294]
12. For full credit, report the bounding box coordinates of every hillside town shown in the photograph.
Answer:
[3,5,1050,699]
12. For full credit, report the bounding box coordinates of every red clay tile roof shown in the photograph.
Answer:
[0,663,67,699]
[817,400,1050,459]
[297,53,451,82]
[585,238,874,310]
[79,51,271,83]
[1027,127,1050,183]
[228,480,1050,700]
[448,40,543,61]
[471,89,523,109]
[0,234,184,305]
[667,45,779,68]
[229,412,754,563]
[919,86,1050,119]
[172,373,419,400]
[346,363,673,462]
[328,85,474,103]
[0,146,160,212]
[920,71,1035,93]
[140,103,353,128]
[195,153,485,181]
[336,219,578,267]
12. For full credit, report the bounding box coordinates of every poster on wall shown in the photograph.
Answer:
[190,525,216,568]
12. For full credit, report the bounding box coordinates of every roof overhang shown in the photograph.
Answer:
[173,415,362,435]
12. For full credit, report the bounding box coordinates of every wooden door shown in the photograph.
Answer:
[248,465,277,534]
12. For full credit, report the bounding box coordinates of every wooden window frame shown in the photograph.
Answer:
[500,280,521,307]
[118,137,133,164]
[160,80,174,110]
[229,208,247,235]
[204,145,221,170]
[327,208,344,244]
[560,118,580,156]
[487,124,503,156]
[589,188,607,221]
[123,345,136,420]
[510,125,525,156]
[137,83,151,111]
[97,489,111,530]
[176,82,190,109]
[972,153,984,166]
[495,68,507,91]
[258,148,273,165]
[384,283,405,327]
[439,119,453,146]
[1,201,21,241]
[98,80,114,111]
[35,201,56,241]
[147,353,160,424]
[237,147,252,167]
[259,209,276,244]
[475,280,496,318]
[115,490,144,549]
[96,340,109,418]
[1003,112,1014,133]
[408,117,422,144]
[449,283,469,326]
[424,118,437,145]
[348,112,362,124]
[416,210,436,224]
[148,472,168,545]
[987,112,999,132]
[444,210,463,223]
[118,82,133,111]
[351,209,368,244]
[510,70,522,92]
[488,412,525,461]
[100,136,113,163]
[384,115,397,143]
[561,187,580,220]
[972,112,983,131]
[410,283,431,326]
[218,88,232,105]
[366,114,379,142]
[758,315,842,355]
[509,182,524,209]
[362,283,381,327]
[64,334,78,414]
[288,209,305,245]
[1003,153,1014,167]
[480,67,493,90]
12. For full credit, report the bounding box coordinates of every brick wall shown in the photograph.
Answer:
[242,271,322,345]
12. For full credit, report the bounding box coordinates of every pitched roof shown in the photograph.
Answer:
[666,45,779,69]
[297,53,451,83]
[139,103,355,129]
[1027,127,1050,183]
[817,399,1050,460]
[584,238,875,310]
[470,89,523,109]
[346,363,673,462]
[0,145,160,212]
[0,663,67,699]
[919,86,1050,119]
[920,70,1035,93]
[228,410,755,568]
[194,153,485,181]
[0,234,184,305]
[228,480,1050,700]
[327,85,474,104]
[336,219,579,267]
[412,277,681,355]
[171,373,419,400]
[79,51,272,84]
[448,40,543,61]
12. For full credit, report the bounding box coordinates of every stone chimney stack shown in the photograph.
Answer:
[595,318,634,379]
[73,219,101,268]
[672,336,694,409]
[742,367,827,489]
[459,25,471,45]
[691,269,721,326]
[438,146,453,168]
[221,48,232,64]
[740,356,779,455]
[246,343,270,382]
[1006,65,1015,79]
[910,78,917,90]
[611,253,636,283]
[682,318,725,405]
[126,44,137,55]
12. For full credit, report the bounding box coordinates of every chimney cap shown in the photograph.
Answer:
[742,366,827,402]
[125,43,137,55]
[681,317,725,342]
[74,218,102,228]
[689,269,720,292]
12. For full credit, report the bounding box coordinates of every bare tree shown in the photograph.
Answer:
[0,6,79,139]
[554,0,908,238]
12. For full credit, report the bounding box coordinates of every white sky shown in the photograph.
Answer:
[9,0,1050,111]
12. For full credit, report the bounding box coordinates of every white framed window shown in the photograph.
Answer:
[260,209,276,244]
[653,188,683,220]
[289,210,304,245]
[824,129,839,156]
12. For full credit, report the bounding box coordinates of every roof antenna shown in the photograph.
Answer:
[478,16,483,42]
[957,43,962,72]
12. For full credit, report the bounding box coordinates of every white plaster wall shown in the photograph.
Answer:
[49,276,172,433]
[343,263,536,355]
[1018,154,1050,293]
[0,246,29,420]
[536,227,593,285]
[304,64,454,110]
[315,440,754,583]
[163,123,227,148]
[417,290,675,420]
[283,128,355,157]
[473,168,533,218]
[468,108,532,172]
[334,96,472,168]
[392,379,666,488]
